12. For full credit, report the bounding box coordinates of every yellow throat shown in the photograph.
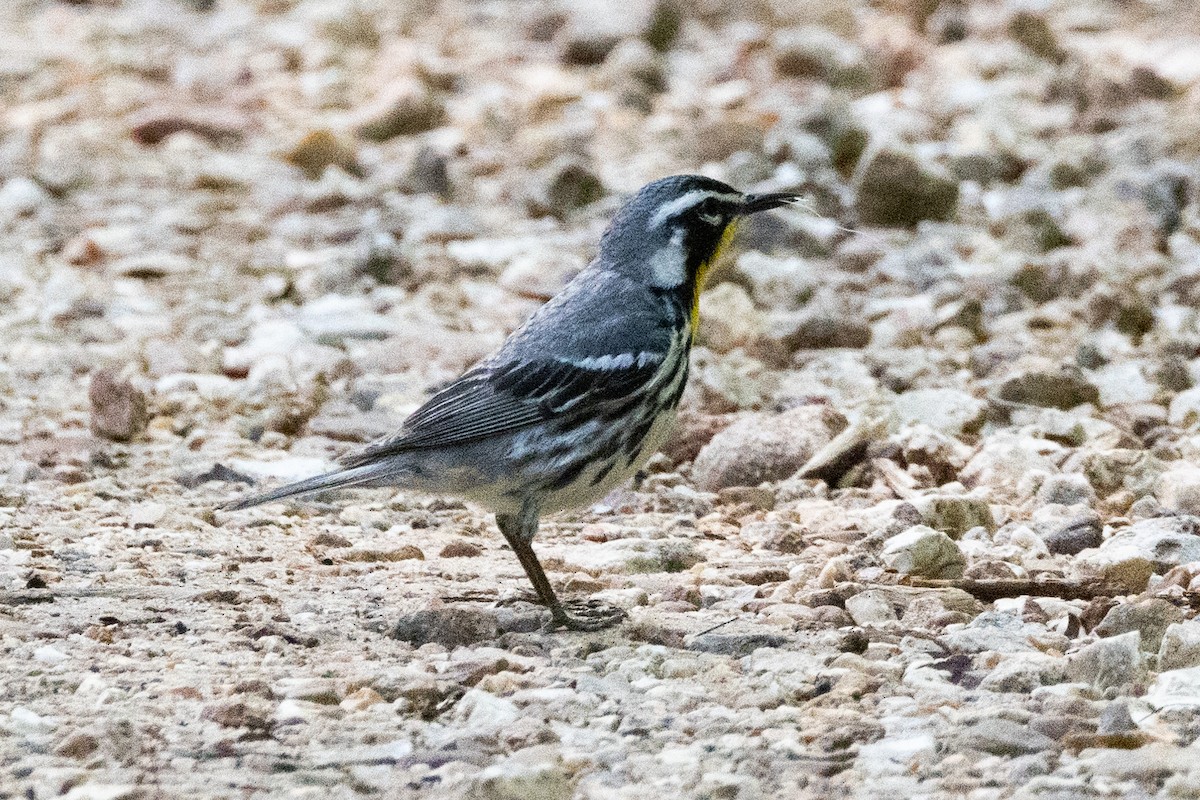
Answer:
[691,220,739,328]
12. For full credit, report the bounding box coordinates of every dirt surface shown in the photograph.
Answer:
[4,0,1200,798]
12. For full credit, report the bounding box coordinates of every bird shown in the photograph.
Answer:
[224,174,800,630]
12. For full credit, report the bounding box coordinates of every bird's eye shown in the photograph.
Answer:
[695,199,722,226]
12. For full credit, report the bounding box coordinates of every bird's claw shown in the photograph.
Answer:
[545,599,627,632]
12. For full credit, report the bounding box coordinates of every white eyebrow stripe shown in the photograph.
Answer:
[648,189,742,228]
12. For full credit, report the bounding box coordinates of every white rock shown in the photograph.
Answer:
[880,525,965,579]
[1156,466,1200,515]
[1169,387,1200,428]
[845,590,899,625]
[34,645,68,665]
[1084,516,1200,572]
[1088,361,1156,408]
[1159,622,1200,671]
[454,688,520,730]
[296,294,393,345]
[61,785,140,800]
[5,706,57,735]
[0,177,50,215]
[1144,666,1200,709]
[893,388,987,436]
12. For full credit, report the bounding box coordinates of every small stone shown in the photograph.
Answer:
[910,494,994,538]
[389,607,499,647]
[1144,666,1200,709]
[772,307,872,351]
[1008,10,1064,63]
[880,525,965,579]
[686,632,788,656]
[1097,702,1136,734]
[1094,599,1184,652]
[341,546,424,562]
[55,732,100,759]
[771,26,867,87]
[282,130,359,180]
[893,388,987,437]
[1037,474,1097,507]
[525,158,604,220]
[89,368,149,442]
[996,365,1099,410]
[1156,466,1200,515]
[1086,515,1200,574]
[1041,515,1103,556]
[471,748,575,800]
[1168,386,1200,428]
[844,590,900,626]
[34,645,68,665]
[440,540,482,558]
[1066,632,1146,691]
[692,405,845,490]
[202,700,273,732]
[1159,621,1200,671]
[355,84,445,141]
[960,717,1056,756]
[853,144,959,227]
[0,177,50,216]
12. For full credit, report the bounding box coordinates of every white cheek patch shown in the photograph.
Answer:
[648,228,687,287]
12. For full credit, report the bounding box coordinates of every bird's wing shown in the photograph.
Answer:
[340,351,665,466]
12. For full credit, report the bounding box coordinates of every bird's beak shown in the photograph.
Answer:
[741,192,801,215]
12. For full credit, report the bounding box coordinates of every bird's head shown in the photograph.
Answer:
[597,175,800,307]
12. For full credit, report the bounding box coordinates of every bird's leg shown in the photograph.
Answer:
[495,504,624,632]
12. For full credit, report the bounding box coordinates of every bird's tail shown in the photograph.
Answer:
[221,463,388,511]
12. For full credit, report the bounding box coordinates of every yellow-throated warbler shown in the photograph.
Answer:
[225,175,799,630]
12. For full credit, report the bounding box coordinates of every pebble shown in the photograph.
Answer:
[893,388,987,437]
[880,525,966,579]
[88,368,149,442]
[1066,632,1146,691]
[1093,598,1184,652]
[389,608,500,648]
[853,144,959,227]
[958,717,1056,756]
[691,405,845,491]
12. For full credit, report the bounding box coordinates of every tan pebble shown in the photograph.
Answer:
[340,687,385,711]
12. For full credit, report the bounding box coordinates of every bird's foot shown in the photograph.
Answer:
[545,599,627,632]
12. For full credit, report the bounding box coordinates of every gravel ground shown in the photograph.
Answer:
[4,0,1200,798]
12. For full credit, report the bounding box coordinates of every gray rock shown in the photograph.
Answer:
[1097,702,1136,734]
[687,632,788,656]
[880,525,966,579]
[1066,632,1146,691]
[997,365,1099,410]
[977,653,1067,693]
[1041,515,1103,556]
[89,368,149,442]
[1036,473,1097,507]
[525,158,605,220]
[389,608,499,648]
[1144,666,1200,710]
[853,145,959,227]
[1159,621,1200,671]
[940,611,1046,654]
[960,717,1056,756]
[692,405,845,490]
[1094,599,1184,652]
[1008,10,1065,63]
[911,494,994,538]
